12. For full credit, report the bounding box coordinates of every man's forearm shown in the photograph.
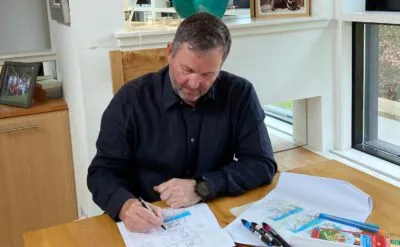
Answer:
[87,156,134,221]
[201,155,277,199]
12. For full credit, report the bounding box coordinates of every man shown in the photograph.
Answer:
[87,12,277,233]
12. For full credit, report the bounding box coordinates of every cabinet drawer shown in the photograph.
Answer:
[0,110,77,247]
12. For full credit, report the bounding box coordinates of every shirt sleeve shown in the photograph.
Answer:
[87,85,136,221]
[201,82,277,199]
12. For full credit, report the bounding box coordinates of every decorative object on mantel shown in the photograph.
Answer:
[49,0,71,26]
[250,0,310,19]
[36,78,63,99]
[172,0,230,18]
[0,61,41,108]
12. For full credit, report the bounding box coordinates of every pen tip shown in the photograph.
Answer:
[241,219,247,224]
[162,225,166,230]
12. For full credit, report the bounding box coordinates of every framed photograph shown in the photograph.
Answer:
[0,62,41,108]
[251,0,310,19]
[49,0,70,25]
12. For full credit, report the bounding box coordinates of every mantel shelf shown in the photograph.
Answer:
[115,16,330,50]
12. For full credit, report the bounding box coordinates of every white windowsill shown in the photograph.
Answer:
[0,50,56,65]
[340,10,400,25]
[329,148,400,188]
[115,16,330,50]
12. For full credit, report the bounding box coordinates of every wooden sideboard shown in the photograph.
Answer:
[0,99,78,247]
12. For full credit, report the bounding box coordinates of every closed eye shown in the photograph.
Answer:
[182,66,194,74]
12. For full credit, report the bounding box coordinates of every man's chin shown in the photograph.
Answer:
[181,95,200,104]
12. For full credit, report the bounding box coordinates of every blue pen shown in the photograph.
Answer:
[318,213,380,233]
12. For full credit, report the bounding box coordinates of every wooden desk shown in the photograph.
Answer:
[24,160,400,247]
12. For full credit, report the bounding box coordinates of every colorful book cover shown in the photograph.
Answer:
[311,228,390,247]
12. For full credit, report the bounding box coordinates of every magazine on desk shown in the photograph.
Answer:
[224,172,374,247]
[311,228,391,247]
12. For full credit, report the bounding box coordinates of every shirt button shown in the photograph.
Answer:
[190,138,196,143]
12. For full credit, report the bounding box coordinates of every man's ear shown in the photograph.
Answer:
[167,42,173,56]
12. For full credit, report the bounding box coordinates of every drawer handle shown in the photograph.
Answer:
[0,125,38,134]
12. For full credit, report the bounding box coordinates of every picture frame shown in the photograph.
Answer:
[0,61,41,108]
[49,0,71,25]
[250,0,310,19]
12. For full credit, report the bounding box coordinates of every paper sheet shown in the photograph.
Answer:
[230,202,255,217]
[224,172,373,247]
[117,203,235,247]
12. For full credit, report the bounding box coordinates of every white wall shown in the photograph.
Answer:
[0,0,51,55]
[49,0,334,217]
[223,25,334,151]
[47,0,125,217]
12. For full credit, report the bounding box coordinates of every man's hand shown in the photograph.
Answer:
[154,178,201,208]
[118,198,164,233]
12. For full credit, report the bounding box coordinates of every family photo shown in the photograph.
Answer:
[0,62,40,107]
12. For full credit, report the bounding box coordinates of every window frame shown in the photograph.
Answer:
[263,104,293,125]
[352,22,400,166]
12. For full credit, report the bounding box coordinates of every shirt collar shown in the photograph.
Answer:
[162,67,217,110]
[163,69,180,110]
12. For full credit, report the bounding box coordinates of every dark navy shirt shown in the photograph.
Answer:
[87,66,277,220]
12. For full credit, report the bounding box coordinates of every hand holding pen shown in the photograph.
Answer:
[119,197,165,233]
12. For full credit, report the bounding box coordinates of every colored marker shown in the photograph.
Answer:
[252,222,283,247]
[263,222,291,247]
[163,210,191,223]
[241,219,275,246]
[318,213,379,233]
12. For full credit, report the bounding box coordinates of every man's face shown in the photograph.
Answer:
[167,42,224,105]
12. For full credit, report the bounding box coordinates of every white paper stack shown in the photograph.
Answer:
[117,203,235,247]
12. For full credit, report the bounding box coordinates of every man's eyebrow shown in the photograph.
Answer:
[181,65,193,71]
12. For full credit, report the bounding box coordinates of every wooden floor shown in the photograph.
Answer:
[269,133,328,172]
[270,133,300,153]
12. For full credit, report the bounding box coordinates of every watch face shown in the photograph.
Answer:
[197,181,210,198]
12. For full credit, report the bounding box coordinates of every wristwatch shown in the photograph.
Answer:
[195,178,212,202]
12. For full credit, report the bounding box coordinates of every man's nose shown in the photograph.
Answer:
[187,75,200,89]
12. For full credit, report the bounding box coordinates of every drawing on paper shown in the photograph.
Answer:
[263,199,304,221]
[260,197,359,235]
[140,209,204,247]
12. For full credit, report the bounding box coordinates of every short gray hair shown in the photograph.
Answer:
[171,12,232,62]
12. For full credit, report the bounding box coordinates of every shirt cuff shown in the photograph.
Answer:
[105,187,135,221]
[201,170,226,200]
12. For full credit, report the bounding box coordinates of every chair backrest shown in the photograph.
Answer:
[109,48,168,94]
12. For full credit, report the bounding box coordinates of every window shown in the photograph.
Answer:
[352,23,400,166]
[264,101,293,125]
[263,99,307,153]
